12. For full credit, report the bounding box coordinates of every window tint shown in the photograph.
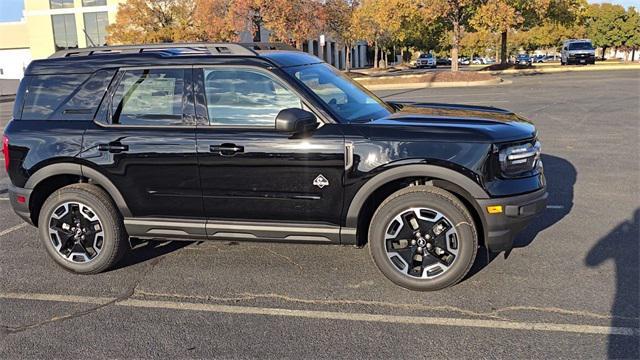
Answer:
[203,68,301,127]
[22,75,89,120]
[111,69,187,126]
[50,0,74,8]
[83,12,109,46]
[51,14,78,51]
[82,0,106,6]
[568,42,593,51]
[56,69,115,119]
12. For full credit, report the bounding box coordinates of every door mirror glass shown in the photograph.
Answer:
[275,108,318,134]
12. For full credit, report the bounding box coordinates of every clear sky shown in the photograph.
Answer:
[0,0,638,22]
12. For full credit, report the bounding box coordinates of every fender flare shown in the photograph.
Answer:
[25,163,132,217]
[344,164,489,229]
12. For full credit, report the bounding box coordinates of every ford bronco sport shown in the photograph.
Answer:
[3,43,547,291]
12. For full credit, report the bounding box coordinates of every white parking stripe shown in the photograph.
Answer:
[546,205,565,209]
[0,223,28,237]
[0,291,637,337]
[0,198,9,201]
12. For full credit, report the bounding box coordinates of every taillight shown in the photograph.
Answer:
[2,135,9,171]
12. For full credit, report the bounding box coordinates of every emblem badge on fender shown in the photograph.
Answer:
[313,174,330,189]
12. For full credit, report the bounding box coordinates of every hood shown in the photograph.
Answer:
[358,102,537,143]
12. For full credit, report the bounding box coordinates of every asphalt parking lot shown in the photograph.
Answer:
[0,70,638,358]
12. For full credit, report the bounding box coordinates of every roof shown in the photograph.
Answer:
[25,43,324,75]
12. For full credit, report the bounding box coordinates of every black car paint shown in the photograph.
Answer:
[4,50,546,252]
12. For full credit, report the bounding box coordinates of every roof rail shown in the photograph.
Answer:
[241,42,298,51]
[49,42,258,59]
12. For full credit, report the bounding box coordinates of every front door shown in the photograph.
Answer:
[82,67,203,219]
[194,66,345,226]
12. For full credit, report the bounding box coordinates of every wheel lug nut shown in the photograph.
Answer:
[426,243,433,250]
[417,247,423,253]
[411,239,417,246]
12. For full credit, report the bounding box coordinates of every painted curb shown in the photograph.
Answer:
[485,64,640,75]
[357,78,504,91]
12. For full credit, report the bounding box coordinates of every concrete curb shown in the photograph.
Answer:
[485,64,640,75]
[357,77,504,91]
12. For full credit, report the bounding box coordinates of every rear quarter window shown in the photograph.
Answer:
[19,70,115,121]
[21,74,89,120]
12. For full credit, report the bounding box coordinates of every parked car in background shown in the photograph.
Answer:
[516,54,532,66]
[436,57,451,66]
[458,57,470,65]
[532,55,545,63]
[416,53,437,68]
[561,39,596,65]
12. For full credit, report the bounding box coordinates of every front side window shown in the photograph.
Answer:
[83,12,109,46]
[203,68,302,127]
[111,69,187,126]
[51,14,78,51]
[285,63,391,123]
[50,0,74,8]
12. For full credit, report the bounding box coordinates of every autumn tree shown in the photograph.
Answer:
[324,0,358,70]
[107,0,203,44]
[471,0,521,64]
[423,0,480,71]
[353,0,415,69]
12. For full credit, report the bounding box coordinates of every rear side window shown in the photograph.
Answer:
[110,69,187,126]
[21,74,89,119]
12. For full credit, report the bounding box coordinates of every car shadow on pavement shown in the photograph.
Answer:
[110,239,193,271]
[585,209,640,359]
[465,154,576,280]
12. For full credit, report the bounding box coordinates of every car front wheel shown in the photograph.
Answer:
[38,183,128,274]
[368,186,478,291]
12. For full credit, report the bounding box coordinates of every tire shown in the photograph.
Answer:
[368,186,478,291]
[38,183,128,274]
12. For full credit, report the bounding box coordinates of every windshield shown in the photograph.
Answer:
[285,63,392,123]
[420,53,433,58]
[569,42,593,50]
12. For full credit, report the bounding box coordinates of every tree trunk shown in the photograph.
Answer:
[296,40,303,50]
[374,43,379,69]
[500,31,508,65]
[451,21,460,72]
[345,45,350,71]
[601,46,607,60]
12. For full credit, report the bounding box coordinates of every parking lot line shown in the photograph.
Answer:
[1,291,638,337]
[0,223,28,237]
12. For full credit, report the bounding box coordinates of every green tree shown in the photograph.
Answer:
[585,3,628,59]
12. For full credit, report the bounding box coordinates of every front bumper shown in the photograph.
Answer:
[8,184,33,225]
[477,188,548,252]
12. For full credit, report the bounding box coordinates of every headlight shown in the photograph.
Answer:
[498,141,541,177]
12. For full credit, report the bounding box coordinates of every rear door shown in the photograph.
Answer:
[81,67,204,220]
[194,66,345,228]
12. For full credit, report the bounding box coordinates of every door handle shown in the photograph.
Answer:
[98,143,129,153]
[210,144,244,155]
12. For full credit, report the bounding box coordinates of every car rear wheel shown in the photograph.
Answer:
[38,183,128,274]
[368,186,478,291]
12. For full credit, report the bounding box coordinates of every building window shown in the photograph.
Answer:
[82,0,107,6]
[51,14,78,51]
[50,0,74,9]
[83,12,109,46]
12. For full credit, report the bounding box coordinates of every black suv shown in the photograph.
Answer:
[3,43,547,291]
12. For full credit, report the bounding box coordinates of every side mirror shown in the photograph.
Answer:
[275,108,318,134]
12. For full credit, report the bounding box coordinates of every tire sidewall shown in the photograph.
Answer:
[38,187,120,273]
[369,189,477,291]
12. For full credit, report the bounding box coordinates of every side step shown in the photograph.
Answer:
[124,218,353,244]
